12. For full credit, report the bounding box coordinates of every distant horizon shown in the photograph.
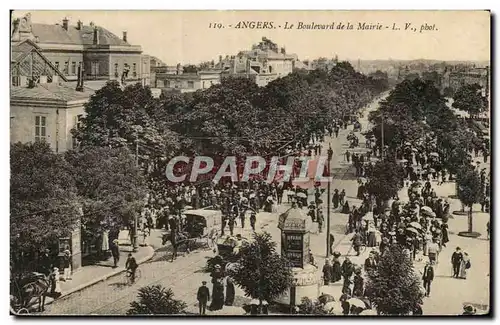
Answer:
[12,10,490,64]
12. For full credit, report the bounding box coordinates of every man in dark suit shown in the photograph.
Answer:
[197,281,210,315]
[364,251,378,272]
[451,247,463,278]
[422,262,434,297]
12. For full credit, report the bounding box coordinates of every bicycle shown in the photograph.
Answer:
[124,268,142,285]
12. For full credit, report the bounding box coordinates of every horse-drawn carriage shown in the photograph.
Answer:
[162,209,222,261]
[10,272,52,314]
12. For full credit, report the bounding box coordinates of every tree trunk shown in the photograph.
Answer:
[468,205,473,233]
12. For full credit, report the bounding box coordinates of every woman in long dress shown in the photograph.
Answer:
[224,277,235,306]
[459,252,470,279]
[367,222,377,247]
[330,253,343,283]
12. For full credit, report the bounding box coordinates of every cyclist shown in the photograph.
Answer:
[125,253,138,284]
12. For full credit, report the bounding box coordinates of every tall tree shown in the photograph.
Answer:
[452,83,488,117]
[366,159,404,205]
[456,165,483,233]
[64,146,147,238]
[10,142,81,271]
[365,244,424,315]
[228,232,293,303]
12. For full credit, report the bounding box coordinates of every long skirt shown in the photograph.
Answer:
[367,232,377,247]
[210,283,225,311]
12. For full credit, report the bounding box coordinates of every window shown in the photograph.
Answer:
[187,81,194,89]
[71,62,76,75]
[165,80,171,88]
[114,63,119,77]
[35,115,47,142]
[64,62,69,75]
[133,63,137,77]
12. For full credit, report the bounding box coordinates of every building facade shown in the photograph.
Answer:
[11,13,150,86]
[156,70,221,93]
[216,37,298,87]
[10,39,93,153]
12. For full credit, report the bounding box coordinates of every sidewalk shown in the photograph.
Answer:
[45,231,155,306]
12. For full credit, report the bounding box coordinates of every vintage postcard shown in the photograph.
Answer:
[10,10,490,316]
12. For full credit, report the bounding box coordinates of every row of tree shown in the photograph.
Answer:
[11,142,146,273]
[72,62,389,178]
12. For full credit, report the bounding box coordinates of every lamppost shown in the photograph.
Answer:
[326,145,333,258]
[132,125,141,252]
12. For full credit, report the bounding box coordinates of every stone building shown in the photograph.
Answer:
[157,70,222,93]
[217,37,298,87]
[10,38,94,153]
[11,13,150,86]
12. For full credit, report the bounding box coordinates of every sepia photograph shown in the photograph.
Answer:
[9,9,491,316]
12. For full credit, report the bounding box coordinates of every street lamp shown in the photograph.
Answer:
[132,125,142,253]
[326,146,333,258]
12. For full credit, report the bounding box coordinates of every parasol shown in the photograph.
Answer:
[429,152,439,157]
[412,148,419,152]
[409,222,422,230]
[428,168,436,173]
[347,298,367,309]
[421,206,433,213]
[296,192,308,199]
[182,205,194,211]
[318,293,335,304]
[406,227,419,234]
[427,211,437,218]
[358,177,367,183]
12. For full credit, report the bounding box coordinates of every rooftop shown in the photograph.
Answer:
[11,83,94,102]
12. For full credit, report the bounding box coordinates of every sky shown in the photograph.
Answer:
[12,10,491,65]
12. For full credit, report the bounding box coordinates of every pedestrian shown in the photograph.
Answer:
[225,277,235,306]
[125,253,138,283]
[352,268,364,297]
[111,239,120,268]
[62,249,72,281]
[427,238,439,265]
[50,267,62,298]
[197,281,210,315]
[331,252,342,283]
[227,216,236,236]
[351,229,362,256]
[364,251,378,272]
[249,211,256,231]
[209,265,225,311]
[339,189,346,207]
[332,189,340,209]
[422,261,434,297]
[329,233,335,256]
[459,252,471,279]
[451,247,463,278]
[322,260,332,285]
[345,150,351,163]
[317,210,324,233]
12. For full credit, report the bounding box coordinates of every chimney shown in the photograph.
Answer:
[93,27,99,45]
[76,20,83,30]
[122,31,127,43]
[89,21,94,28]
[219,55,222,63]
[62,17,69,31]
[76,65,84,91]
[280,47,286,54]
[176,63,181,75]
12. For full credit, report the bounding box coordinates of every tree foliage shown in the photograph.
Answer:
[365,245,424,315]
[452,83,487,117]
[64,146,147,235]
[366,159,404,202]
[228,232,293,302]
[10,142,81,256]
[297,297,328,315]
[457,165,483,208]
[127,285,187,315]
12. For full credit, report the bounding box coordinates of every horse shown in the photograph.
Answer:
[162,230,196,262]
[12,272,51,312]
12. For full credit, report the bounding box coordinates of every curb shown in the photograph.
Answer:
[44,245,155,307]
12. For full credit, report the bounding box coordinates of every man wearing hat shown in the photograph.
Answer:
[451,247,464,278]
[422,261,434,297]
[197,281,210,315]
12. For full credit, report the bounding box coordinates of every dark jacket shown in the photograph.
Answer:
[451,251,463,265]
[197,285,210,302]
[364,257,377,271]
[422,265,434,281]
